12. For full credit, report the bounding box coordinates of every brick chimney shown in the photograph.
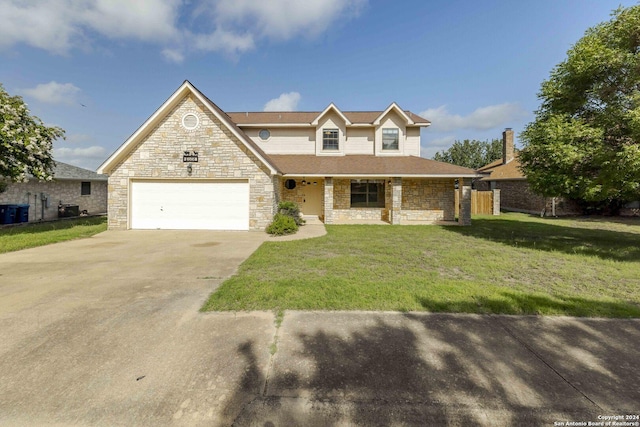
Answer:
[502,128,514,164]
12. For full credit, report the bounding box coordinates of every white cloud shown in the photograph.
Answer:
[161,48,185,64]
[0,0,366,60]
[419,103,527,132]
[0,0,180,54]
[264,92,301,112]
[211,0,367,40]
[53,146,107,170]
[190,28,255,56]
[22,82,81,106]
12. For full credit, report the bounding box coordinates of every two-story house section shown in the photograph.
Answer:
[98,81,479,230]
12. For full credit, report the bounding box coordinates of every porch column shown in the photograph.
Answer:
[324,177,334,224]
[459,177,472,226]
[391,177,402,225]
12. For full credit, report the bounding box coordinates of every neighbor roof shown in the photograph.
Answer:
[52,162,108,181]
[269,155,480,178]
[226,110,430,126]
[479,152,526,181]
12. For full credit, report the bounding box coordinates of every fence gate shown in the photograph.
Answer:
[455,190,495,216]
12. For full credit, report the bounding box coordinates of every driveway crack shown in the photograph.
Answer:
[262,310,284,397]
[495,317,603,411]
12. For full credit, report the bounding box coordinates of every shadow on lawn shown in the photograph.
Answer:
[416,291,640,318]
[448,217,640,262]
[225,313,640,425]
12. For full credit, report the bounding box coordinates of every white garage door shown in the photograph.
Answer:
[131,181,249,230]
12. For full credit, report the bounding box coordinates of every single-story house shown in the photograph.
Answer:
[0,162,108,222]
[97,81,480,231]
[476,129,580,216]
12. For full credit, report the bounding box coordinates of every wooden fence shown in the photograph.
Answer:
[455,190,494,216]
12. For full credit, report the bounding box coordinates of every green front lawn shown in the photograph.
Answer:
[0,216,107,254]
[202,213,640,317]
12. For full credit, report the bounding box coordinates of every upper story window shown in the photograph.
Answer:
[259,129,270,140]
[322,129,339,150]
[382,128,399,150]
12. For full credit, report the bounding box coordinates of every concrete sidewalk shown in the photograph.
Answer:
[234,312,640,426]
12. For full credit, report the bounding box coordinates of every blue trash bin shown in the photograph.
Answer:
[0,204,17,224]
[16,204,30,223]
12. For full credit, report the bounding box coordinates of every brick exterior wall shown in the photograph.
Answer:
[0,179,107,222]
[477,179,581,216]
[401,178,455,222]
[107,94,275,230]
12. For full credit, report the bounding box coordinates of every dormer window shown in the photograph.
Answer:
[323,129,339,150]
[382,128,399,150]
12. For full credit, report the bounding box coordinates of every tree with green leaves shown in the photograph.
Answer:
[432,139,502,170]
[1,84,63,182]
[519,5,640,208]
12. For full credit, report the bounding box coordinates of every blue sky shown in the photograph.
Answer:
[1,0,637,170]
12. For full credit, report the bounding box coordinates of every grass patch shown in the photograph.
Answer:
[0,216,107,253]
[202,213,640,318]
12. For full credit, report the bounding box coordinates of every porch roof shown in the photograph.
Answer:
[270,155,481,178]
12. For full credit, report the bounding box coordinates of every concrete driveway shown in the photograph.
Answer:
[1,230,639,426]
[0,230,274,426]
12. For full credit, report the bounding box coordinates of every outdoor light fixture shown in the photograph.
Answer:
[187,164,193,175]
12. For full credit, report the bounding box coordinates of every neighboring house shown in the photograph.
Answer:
[0,162,108,222]
[98,81,480,231]
[476,129,580,216]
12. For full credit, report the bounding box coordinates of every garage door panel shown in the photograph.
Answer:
[131,181,249,230]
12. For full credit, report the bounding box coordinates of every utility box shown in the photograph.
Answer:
[58,204,80,218]
[16,204,30,223]
[0,205,18,224]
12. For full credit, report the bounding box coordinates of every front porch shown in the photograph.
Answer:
[279,176,472,225]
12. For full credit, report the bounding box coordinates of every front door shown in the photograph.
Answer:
[300,180,323,216]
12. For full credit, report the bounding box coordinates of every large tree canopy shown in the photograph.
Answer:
[432,139,502,170]
[519,6,640,205]
[0,84,63,182]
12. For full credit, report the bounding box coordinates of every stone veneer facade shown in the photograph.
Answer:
[283,177,458,223]
[279,178,325,219]
[107,94,275,230]
[0,179,107,222]
[401,178,455,222]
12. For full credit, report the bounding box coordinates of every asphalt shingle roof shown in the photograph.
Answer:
[53,162,108,181]
[269,155,479,177]
[226,111,430,125]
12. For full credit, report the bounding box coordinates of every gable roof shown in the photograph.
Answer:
[373,102,414,125]
[269,155,480,178]
[97,80,279,175]
[479,152,526,181]
[226,110,430,126]
[311,103,352,126]
[53,162,108,181]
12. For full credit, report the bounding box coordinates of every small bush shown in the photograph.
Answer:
[278,201,304,226]
[266,213,299,235]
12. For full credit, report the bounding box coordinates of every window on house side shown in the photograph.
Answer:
[323,129,339,150]
[350,180,385,208]
[382,128,399,150]
[81,181,91,196]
